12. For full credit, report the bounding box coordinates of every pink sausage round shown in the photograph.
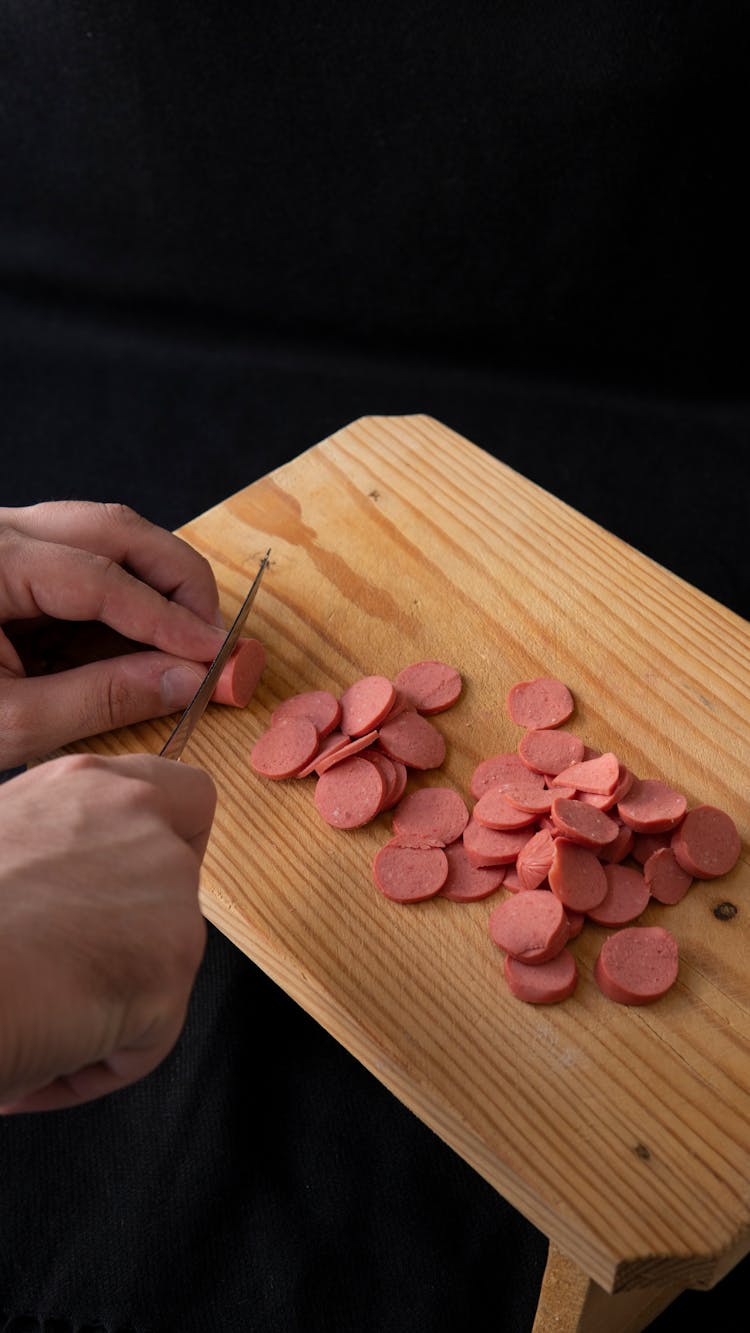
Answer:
[488,891,570,964]
[272,688,341,736]
[393,660,462,714]
[587,864,650,926]
[393,786,469,846]
[470,753,545,801]
[599,823,635,864]
[387,759,408,808]
[439,842,506,902]
[506,677,574,729]
[518,729,585,776]
[516,828,556,891]
[504,948,578,1003]
[250,717,319,779]
[462,819,534,867]
[473,789,537,831]
[594,926,679,1005]
[339,675,396,737]
[617,778,687,833]
[565,909,586,940]
[549,797,619,849]
[631,831,672,864]
[377,710,446,770]
[211,637,266,708]
[503,865,523,892]
[372,843,449,902]
[314,755,385,828]
[548,838,608,912]
[644,847,693,905]
[577,765,633,811]
[552,752,619,795]
[671,805,741,879]
[295,730,350,779]
[313,729,379,774]
[361,751,399,812]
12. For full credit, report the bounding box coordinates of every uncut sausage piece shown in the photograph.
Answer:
[372,843,449,902]
[617,778,687,833]
[393,787,469,846]
[394,660,462,714]
[439,843,506,902]
[377,710,446,769]
[504,949,578,1004]
[488,892,570,963]
[339,675,396,737]
[587,863,650,926]
[518,729,585,776]
[506,677,574,729]
[211,637,266,707]
[548,839,608,912]
[250,717,319,779]
[271,688,341,736]
[671,804,742,878]
[314,755,385,828]
[550,797,619,849]
[594,927,679,1005]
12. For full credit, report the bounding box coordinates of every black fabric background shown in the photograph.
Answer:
[1,4,748,1331]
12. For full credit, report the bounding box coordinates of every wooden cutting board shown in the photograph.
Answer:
[72,415,750,1299]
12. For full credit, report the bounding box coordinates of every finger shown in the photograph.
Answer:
[0,527,227,663]
[92,753,217,851]
[0,501,223,626]
[0,650,211,768]
[0,998,193,1114]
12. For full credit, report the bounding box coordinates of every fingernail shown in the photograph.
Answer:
[161,665,203,710]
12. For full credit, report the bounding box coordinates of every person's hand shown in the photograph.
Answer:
[0,501,228,767]
[0,753,216,1113]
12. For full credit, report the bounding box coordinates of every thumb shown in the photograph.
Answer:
[1,652,206,765]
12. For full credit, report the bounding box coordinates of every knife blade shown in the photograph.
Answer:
[159,548,270,761]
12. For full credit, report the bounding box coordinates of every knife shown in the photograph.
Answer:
[159,549,270,761]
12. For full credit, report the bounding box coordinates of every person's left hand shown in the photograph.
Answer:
[0,501,227,767]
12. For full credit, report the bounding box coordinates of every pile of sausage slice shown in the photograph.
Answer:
[249,665,742,1009]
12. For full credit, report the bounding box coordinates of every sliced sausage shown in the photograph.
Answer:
[211,637,266,707]
[565,909,586,940]
[594,927,679,1005]
[617,778,687,833]
[250,716,319,779]
[587,864,650,926]
[462,819,534,867]
[671,804,742,879]
[393,787,469,847]
[516,828,556,891]
[295,729,351,778]
[503,865,523,892]
[361,751,399,812]
[549,797,619,848]
[372,843,449,902]
[339,675,396,737]
[394,660,462,714]
[488,891,570,964]
[577,765,634,811]
[272,688,341,737]
[644,847,693,905]
[439,843,506,902]
[470,753,545,800]
[504,949,578,1003]
[314,755,385,828]
[377,710,446,769]
[313,729,379,774]
[387,759,408,808]
[631,831,672,865]
[503,785,569,815]
[473,789,537,831]
[506,677,574,729]
[548,838,608,912]
[551,752,620,795]
[598,823,635,864]
[518,729,585,776]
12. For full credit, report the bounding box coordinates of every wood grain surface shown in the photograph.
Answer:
[68,415,750,1296]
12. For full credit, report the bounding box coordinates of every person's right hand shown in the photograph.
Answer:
[0,752,216,1114]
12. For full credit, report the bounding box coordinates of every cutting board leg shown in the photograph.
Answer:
[531,1243,685,1333]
